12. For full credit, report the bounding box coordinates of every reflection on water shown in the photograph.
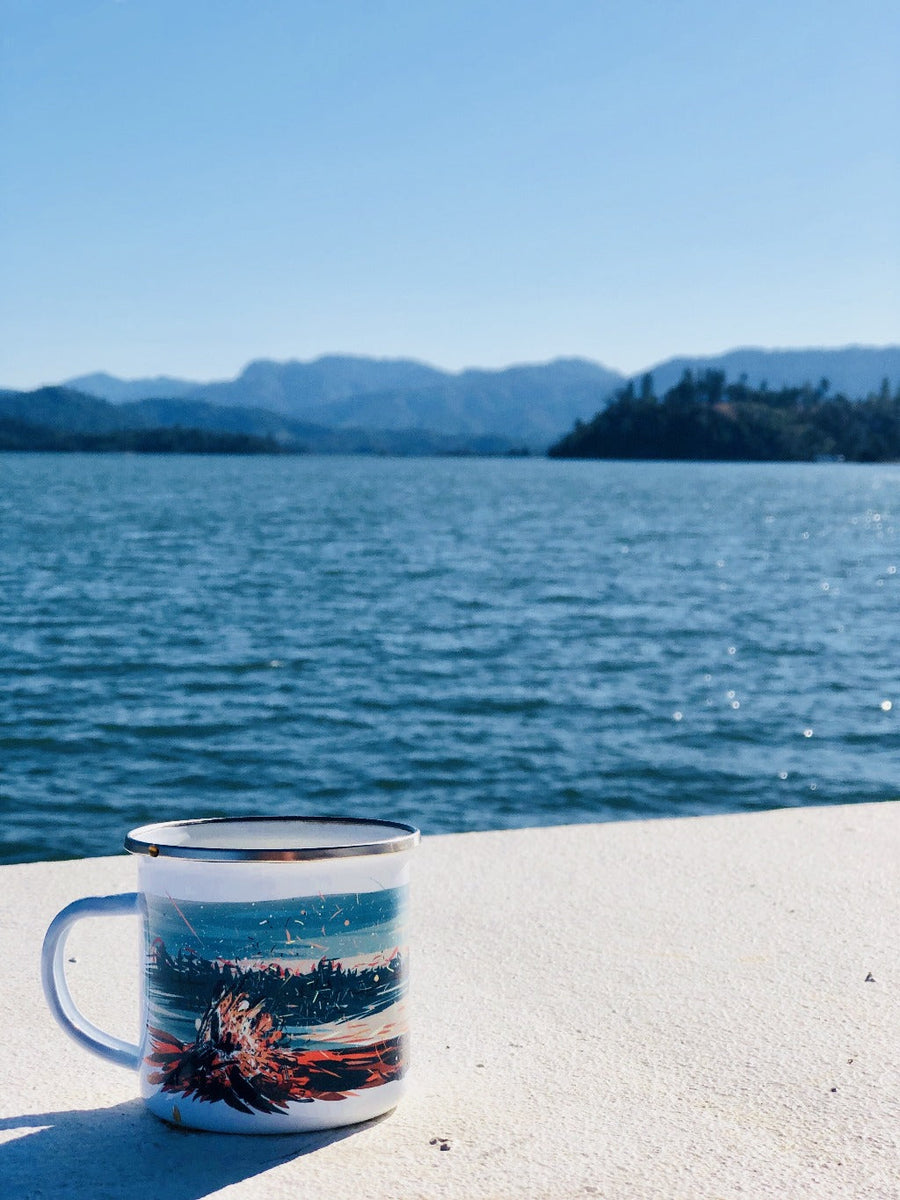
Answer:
[2,455,899,863]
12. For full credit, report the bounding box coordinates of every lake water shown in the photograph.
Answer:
[1,453,898,864]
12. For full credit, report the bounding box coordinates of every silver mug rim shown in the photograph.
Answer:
[124,815,421,862]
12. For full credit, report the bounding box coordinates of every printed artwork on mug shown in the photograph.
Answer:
[143,887,408,1115]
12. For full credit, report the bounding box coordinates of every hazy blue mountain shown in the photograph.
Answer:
[636,346,900,399]
[120,396,510,453]
[66,372,202,403]
[0,387,347,446]
[0,387,129,432]
[192,355,450,412]
[34,346,900,450]
[288,359,624,444]
[121,397,328,441]
[0,386,518,455]
[58,354,624,447]
[188,355,623,445]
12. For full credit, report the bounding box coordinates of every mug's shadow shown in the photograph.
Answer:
[0,1100,385,1199]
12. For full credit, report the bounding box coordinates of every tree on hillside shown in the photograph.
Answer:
[548,374,900,462]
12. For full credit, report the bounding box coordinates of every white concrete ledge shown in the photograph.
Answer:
[2,802,899,1198]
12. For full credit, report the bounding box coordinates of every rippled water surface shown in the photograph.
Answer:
[2,453,898,863]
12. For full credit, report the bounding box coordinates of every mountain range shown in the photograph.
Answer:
[3,345,899,454]
[65,356,625,448]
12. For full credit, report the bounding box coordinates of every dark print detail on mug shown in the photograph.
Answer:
[143,887,409,1115]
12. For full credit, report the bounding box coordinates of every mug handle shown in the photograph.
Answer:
[41,894,142,1070]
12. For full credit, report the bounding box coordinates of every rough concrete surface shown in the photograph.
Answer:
[1,802,898,1199]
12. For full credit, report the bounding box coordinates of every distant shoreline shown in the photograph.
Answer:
[549,370,900,463]
[0,423,296,455]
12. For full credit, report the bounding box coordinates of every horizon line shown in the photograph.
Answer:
[5,340,899,394]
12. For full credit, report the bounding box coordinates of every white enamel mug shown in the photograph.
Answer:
[42,816,419,1133]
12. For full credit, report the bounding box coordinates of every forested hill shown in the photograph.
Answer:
[548,371,900,462]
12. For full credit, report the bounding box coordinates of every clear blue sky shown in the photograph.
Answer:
[2,0,898,388]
